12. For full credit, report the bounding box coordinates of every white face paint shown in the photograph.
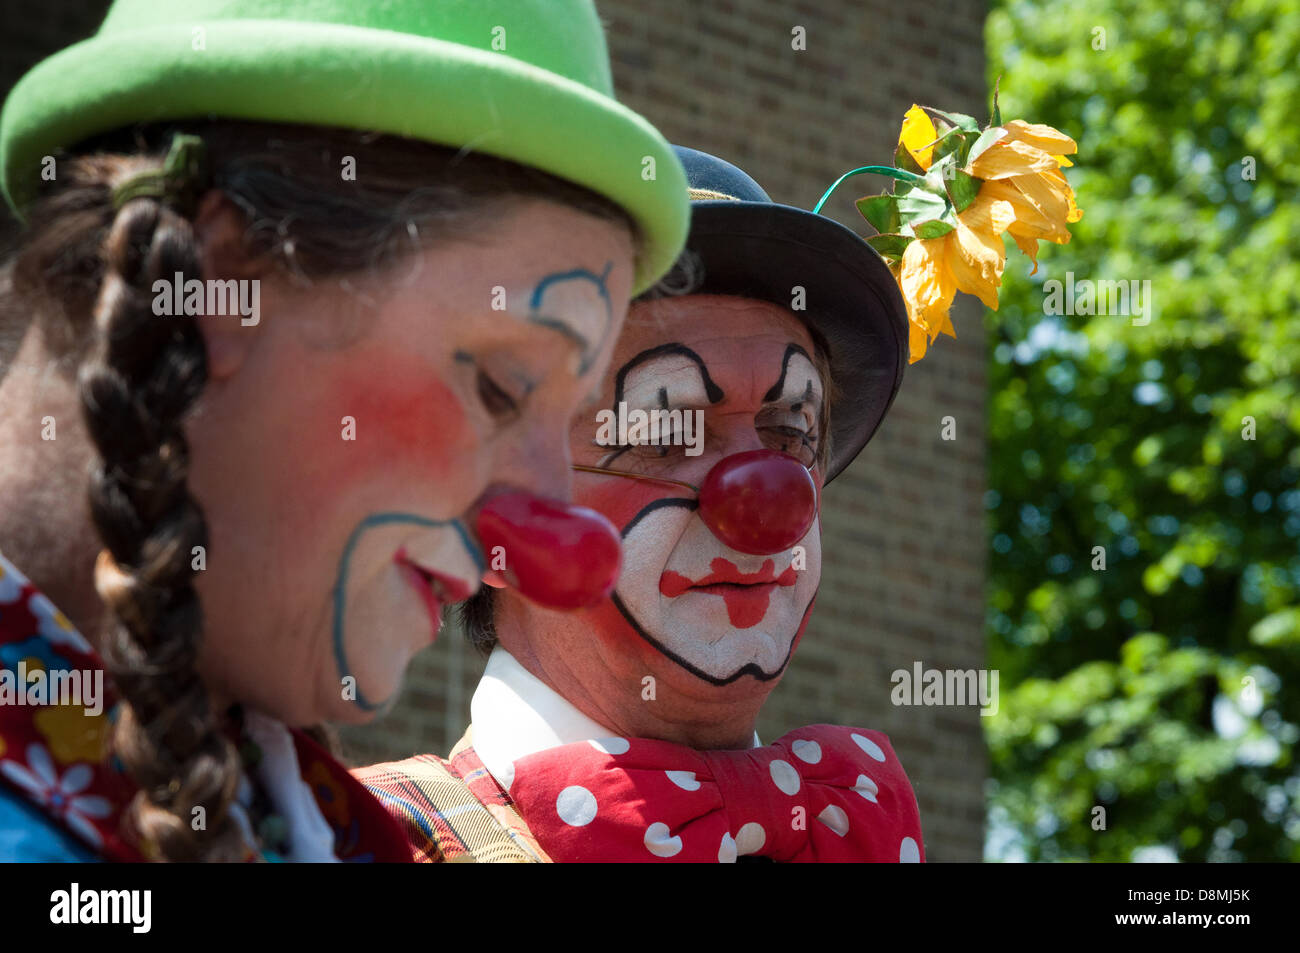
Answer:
[586,333,826,685]
[614,499,822,683]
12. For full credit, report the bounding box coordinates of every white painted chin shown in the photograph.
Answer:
[657,590,801,663]
[654,605,795,679]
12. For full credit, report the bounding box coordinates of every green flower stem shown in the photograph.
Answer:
[812,165,928,215]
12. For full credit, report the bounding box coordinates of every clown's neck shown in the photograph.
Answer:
[497,634,765,751]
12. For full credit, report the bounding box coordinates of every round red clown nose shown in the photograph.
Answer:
[475,492,622,610]
[697,449,818,556]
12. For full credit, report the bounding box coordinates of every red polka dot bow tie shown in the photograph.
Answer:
[503,725,925,863]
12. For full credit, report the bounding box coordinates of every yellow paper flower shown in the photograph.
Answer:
[899,104,938,171]
[898,189,1017,362]
[851,101,1083,363]
[965,119,1082,273]
[898,237,955,362]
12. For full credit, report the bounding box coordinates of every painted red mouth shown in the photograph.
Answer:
[659,557,798,629]
[395,548,474,642]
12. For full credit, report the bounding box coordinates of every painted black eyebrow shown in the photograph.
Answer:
[527,262,614,375]
[762,343,820,404]
[612,342,725,407]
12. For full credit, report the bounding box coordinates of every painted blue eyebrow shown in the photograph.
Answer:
[527,261,614,375]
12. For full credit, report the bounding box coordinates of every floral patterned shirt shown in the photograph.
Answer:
[0,549,411,862]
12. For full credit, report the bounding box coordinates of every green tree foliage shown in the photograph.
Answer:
[983,0,1299,861]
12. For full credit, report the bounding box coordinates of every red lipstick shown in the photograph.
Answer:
[395,548,474,642]
[659,557,798,629]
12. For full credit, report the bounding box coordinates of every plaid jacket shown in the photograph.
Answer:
[353,727,551,863]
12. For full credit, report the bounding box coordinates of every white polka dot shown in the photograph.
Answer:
[817,805,850,837]
[852,733,887,762]
[900,836,921,863]
[666,770,701,791]
[644,822,682,858]
[792,739,822,764]
[495,762,516,791]
[718,832,737,863]
[769,759,801,796]
[735,822,766,856]
[556,786,598,826]
[589,737,630,755]
[854,773,878,803]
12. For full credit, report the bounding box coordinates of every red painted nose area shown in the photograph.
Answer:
[476,492,622,610]
[697,449,818,555]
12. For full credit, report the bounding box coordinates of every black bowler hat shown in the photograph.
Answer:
[661,145,909,484]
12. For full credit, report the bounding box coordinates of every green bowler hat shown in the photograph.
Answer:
[0,0,689,294]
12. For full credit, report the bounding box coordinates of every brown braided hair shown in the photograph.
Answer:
[5,121,637,861]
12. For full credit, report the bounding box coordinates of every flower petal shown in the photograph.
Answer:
[967,137,1060,180]
[949,219,1007,310]
[1006,170,1072,229]
[900,236,956,318]
[25,743,57,787]
[63,809,105,848]
[70,794,113,819]
[1003,119,1078,156]
[900,236,957,359]
[908,314,929,363]
[899,104,938,171]
[0,760,47,799]
[1010,232,1041,274]
[61,763,93,795]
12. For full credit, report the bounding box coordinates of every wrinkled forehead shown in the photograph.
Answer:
[601,294,819,397]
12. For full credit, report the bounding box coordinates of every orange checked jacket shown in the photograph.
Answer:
[353,727,551,863]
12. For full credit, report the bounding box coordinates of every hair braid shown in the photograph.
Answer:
[78,170,244,862]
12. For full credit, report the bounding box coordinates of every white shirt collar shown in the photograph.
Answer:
[470,646,760,790]
[470,647,615,788]
[231,709,339,863]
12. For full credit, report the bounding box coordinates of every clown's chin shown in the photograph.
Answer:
[610,590,812,686]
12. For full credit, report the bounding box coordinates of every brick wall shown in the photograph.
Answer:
[1,0,988,862]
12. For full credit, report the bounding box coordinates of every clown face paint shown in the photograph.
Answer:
[496,295,826,729]
[186,199,634,725]
[597,328,824,682]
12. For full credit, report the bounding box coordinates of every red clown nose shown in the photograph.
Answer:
[697,449,818,555]
[476,492,622,610]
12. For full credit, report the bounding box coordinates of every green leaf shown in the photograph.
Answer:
[913,219,956,239]
[895,187,952,224]
[967,126,1008,166]
[947,170,981,213]
[931,126,972,165]
[893,139,927,177]
[855,194,901,234]
[924,107,980,133]
[866,233,912,260]
[1250,608,1300,646]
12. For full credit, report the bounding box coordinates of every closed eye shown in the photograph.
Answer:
[476,368,520,419]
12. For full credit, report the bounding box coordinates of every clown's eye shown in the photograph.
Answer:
[476,369,520,419]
